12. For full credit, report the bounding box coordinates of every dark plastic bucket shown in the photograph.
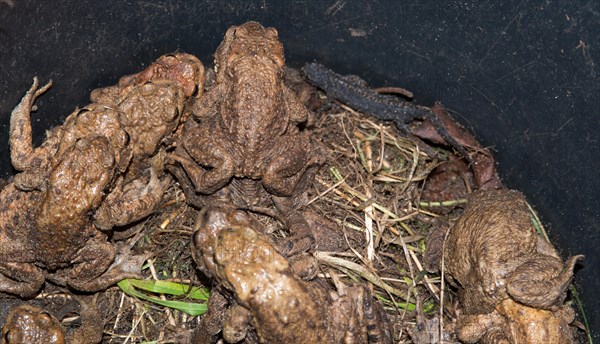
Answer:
[1,0,598,339]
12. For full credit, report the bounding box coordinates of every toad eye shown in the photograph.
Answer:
[265,28,278,38]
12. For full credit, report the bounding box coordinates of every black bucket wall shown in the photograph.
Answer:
[1,0,598,340]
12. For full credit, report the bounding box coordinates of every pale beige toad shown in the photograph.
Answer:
[439,189,582,343]
[191,207,392,344]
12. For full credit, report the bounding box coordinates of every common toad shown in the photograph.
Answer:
[440,189,582,343]
[171,22,320,254]
[92,79,187,229]
[91,52,204,103]
[1,305,65,344]
[0,136,146,297]
[191,207,392,344]
[1,297,104,344]
[10,53,203,231]
[89,52,204,229]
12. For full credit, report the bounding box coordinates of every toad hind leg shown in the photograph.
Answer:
[10,77,56,190]
[172,152,234,195]
[0,262,45,298]
[10,77,53,171]
[67,240,147,292]
[506,254,584,309]
[272,196,315,256]
[262,136,311,197]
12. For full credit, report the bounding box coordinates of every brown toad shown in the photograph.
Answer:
[10,53,203,230]
[1,305,65,344]
[89,52,204,179]
[1,297,103,344]
[0,136,144,297]
[1,53,203,297]
[171,22,320,254]
[82,52,204,229]
[437,189,582,343]
[10,78,173,232]
[91,52,204,103]
[92,79,188,229]
[190,208,392,344]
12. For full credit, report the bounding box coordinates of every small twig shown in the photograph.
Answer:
[526,202,549,241]
[147,259,176,327]
[392,226,417,331]
[159,205,186,229]
[373,86,414,99]
[439,223,452,343]
[408,250,439,298]
[419,199,467,208]
[362,135,375,262]
[315,251,408,301]
[113,292,127,335]
[308,177,346,205]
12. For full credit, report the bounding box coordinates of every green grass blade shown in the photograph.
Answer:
[375,294,417,312]
[118,279,208,316]
[128,279,209,300]
[571,285,593,344]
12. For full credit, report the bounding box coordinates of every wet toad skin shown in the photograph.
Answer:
[171,22,320,255]
[191,208,392,344]
[0,136,146,297]
[1,305,65,344]
[176,22,316,196]
[1,297,104,344]
[90,53,205,178]
[92,79,187,229]
[10,53,204,231]
[86,53,205,229]
[443,189,582,343]
[91,52,204,103]
[10,79,174,231]
[456,298,575,344]
[2,53,203,297]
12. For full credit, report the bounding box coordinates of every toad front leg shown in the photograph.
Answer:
[0,262,45,298]
[265,134,320,255]
[455,312,508,343]
[94,170,171,230]
[174,124,235,195]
